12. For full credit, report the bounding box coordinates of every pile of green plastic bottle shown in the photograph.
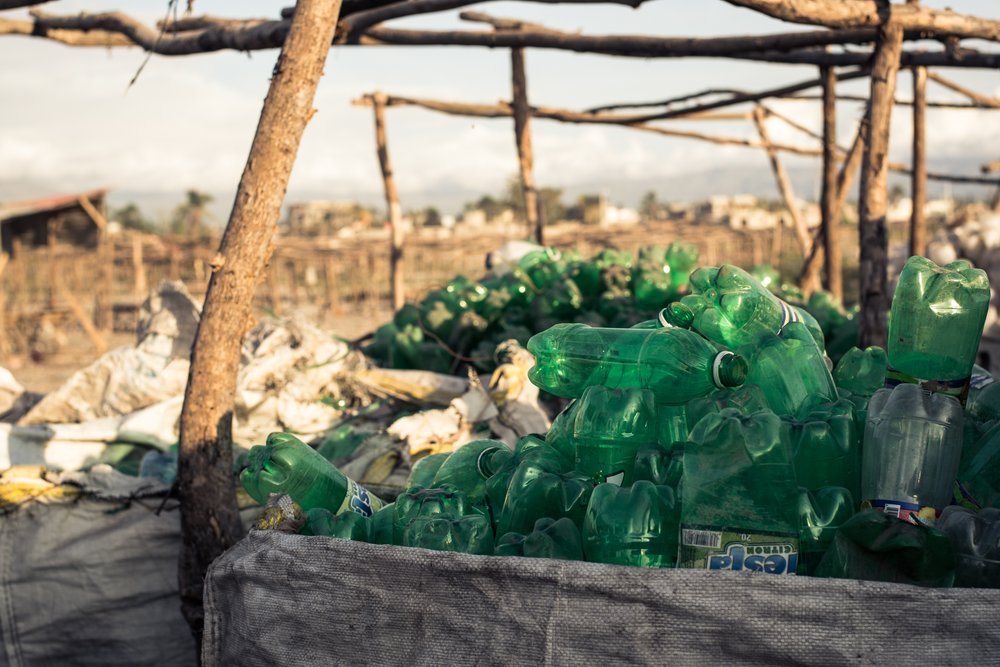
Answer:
[240,254,1000,587]
[362,243,861,375]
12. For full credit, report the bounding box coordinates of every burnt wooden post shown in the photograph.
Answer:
[371,92,406,310]
[176,0,343,643]
[910,65,927,257]
[511,47,542,244]
[820,65,843,300]
[859,21,904,349]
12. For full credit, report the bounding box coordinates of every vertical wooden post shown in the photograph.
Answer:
[752,106,817,292]
[859,21,904,349]
[511,47,542,245]
[820,65,842,301]
[911,65,927,258]
[372,92,405,311]
[132,235,148,302]
[177,0,343,642]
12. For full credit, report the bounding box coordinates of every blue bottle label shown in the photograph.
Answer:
[884,366,970,406]
[776,298,802,329]
[970,373,996,391]
[679,524,798,575]
[861,498,937,526]
[337,478,384,517]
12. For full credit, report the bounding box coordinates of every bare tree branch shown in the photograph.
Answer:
[722,0,1000,43]
[0,16,133,46]
[12,7,1000,69]
[0,0,53,9]
[339,0,650,37]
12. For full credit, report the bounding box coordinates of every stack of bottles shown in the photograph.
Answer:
[362,244,858,375]
[242,255,1000,588]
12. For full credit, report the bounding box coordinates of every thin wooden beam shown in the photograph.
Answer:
[511,47,542,244]
[911,65,927,258]
[859,22,904,349]
[926,70,1000,109]
[372,92,405,310]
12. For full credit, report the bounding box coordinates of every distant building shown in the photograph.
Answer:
[285,201,372,236]
[0,188,108,255]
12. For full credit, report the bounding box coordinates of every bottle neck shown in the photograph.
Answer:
[713,351,748,388]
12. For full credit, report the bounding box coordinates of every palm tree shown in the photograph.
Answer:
[170,190,214,237]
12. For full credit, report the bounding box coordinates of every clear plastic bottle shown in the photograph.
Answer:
[862,383,964,522]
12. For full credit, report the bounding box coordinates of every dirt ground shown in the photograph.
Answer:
[6,307,392,395]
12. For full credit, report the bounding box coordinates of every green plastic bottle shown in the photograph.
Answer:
[833,346,888,401]
[527,323,748,401]
[678,408,800,575]
[684,384,769,433]
[633,442,684,489]
[966,366,1000,426]
[665,241,699,295]
[783,399,861,501]
[797,487,855,576]
[406,453,450,491]
[300,508,372,541]
[495,517,585,561]
[806,290,850,338]
[572,386,658,486]
[240,433,383,517]
[814,509,955,587]
[955,420,1000,510]
[431,439,512,505]
[886,256,990,402]
[392,486,480,545]
[545,400,580,464]
[403,514,495,555]
[742,322,838,418]
[484,437,572,521]
[670,264,825,350]
[495,458,595,537]
[631,245,674,311]
[583,481,680,568]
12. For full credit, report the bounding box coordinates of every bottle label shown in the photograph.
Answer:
[884,366,970,406]
[776,298,802,330]
[970,373,997,391]
[679,524,799,575]
[337,478,384,518]
[862,498,938,526]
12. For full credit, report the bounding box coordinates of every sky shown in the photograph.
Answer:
[1,0,999,223]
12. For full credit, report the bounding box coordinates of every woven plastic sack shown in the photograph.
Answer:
[204,531,1000,666]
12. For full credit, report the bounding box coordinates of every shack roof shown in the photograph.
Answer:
[0,188,108,224]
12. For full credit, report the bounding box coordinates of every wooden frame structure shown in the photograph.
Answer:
[4,0,1000,639]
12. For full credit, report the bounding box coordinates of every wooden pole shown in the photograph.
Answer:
[176,0,343,643]
[132,234,148,301]
[511,47,542,244]
[372,91,405,311]
[821,65,842,300]
[911,65,927,257]
[859,21,904,349]
[752,105,817,291]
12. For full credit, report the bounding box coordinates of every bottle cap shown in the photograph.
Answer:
[713,351,748,388]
